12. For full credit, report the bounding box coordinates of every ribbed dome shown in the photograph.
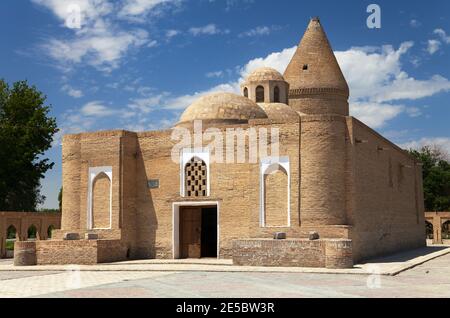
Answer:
[177,92,268,127]
[258,103,299,123]
[245,67,285,83]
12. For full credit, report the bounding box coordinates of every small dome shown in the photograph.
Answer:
[245,67,285,83]
[258,103,299,123]
[177,92,268,127]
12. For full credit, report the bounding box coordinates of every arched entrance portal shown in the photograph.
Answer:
[425,221,434,239]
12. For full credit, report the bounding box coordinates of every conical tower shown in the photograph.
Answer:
[291,18,349,227]
[284,17,349,116]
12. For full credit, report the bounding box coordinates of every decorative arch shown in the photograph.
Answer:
[243,87,249,98]
[47,225,55,239]
[6,225,17,240]
[442,220,450,240]
[274,86,280,103]
[425,221,434,239]
[256,85,265,103]
[260,157,290,227]
[180,150,210,197]
[87,166,113,230]
[27,225,37,239]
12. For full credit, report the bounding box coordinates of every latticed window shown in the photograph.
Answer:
[185,157,208,197]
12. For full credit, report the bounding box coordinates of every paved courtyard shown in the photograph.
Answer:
[0,248,449,298]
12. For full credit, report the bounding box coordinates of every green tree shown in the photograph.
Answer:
[408,145,450,212]
[0,80,58,211]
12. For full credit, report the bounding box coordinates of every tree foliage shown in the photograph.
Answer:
[408,145,450,212]
[0,80,58,211]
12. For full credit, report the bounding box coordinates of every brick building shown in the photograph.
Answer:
[15,18,426,268]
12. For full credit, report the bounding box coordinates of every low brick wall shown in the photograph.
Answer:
[232,239,353,269]
[13,239,127,266]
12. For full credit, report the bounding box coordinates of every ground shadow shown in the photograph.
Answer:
[361,245,449,264]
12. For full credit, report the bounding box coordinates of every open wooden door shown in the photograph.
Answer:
[180,207,202,258]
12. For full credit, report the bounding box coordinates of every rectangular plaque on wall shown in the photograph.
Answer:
[147,179,160,189]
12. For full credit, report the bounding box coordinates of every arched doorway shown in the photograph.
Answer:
[442,220,450,240]
[27,225,37,240]
[5,225,17,258]
[47,225,55,239]
[425,221,434,239]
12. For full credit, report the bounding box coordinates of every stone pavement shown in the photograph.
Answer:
[0,246,449,298]
[0,246,448,276]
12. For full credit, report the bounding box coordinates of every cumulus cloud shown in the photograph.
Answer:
[32,0,167,72]
[142,41,450,129]
[400,137,450,155]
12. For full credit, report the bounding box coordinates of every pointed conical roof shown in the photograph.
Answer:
[284,17,349,97]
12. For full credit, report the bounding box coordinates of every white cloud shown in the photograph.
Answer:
[238,26,279,38]
[166,29,180,38]
[43,29,150,72]
[400,137,450,155]
[81,101,118,117]
[434,28,450,44]
[62,84,84,98]
[143,41,450,129]
[118,0,181,22]
[189,24,229,36]
[32,0,162,72]
[349,102,405,128]
[427,39,441,55]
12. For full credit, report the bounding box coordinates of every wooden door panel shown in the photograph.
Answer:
[180,207,202,258]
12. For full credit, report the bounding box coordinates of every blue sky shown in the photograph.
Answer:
[1,0,449,209]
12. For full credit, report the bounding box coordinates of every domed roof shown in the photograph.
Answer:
[245,67,285,83]
[258,103,300,123]
[177,92,268,127]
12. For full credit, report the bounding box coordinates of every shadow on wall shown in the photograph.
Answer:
[134,142,158,259]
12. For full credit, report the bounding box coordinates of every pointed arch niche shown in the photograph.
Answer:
[87,166,113,230]
[180,150,210,198]
[260,157,290,228]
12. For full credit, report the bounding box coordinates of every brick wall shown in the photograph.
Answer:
[14,239,127,265]
[232,238,353,269]
[347,118,426,261]
[0,212,61,259]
